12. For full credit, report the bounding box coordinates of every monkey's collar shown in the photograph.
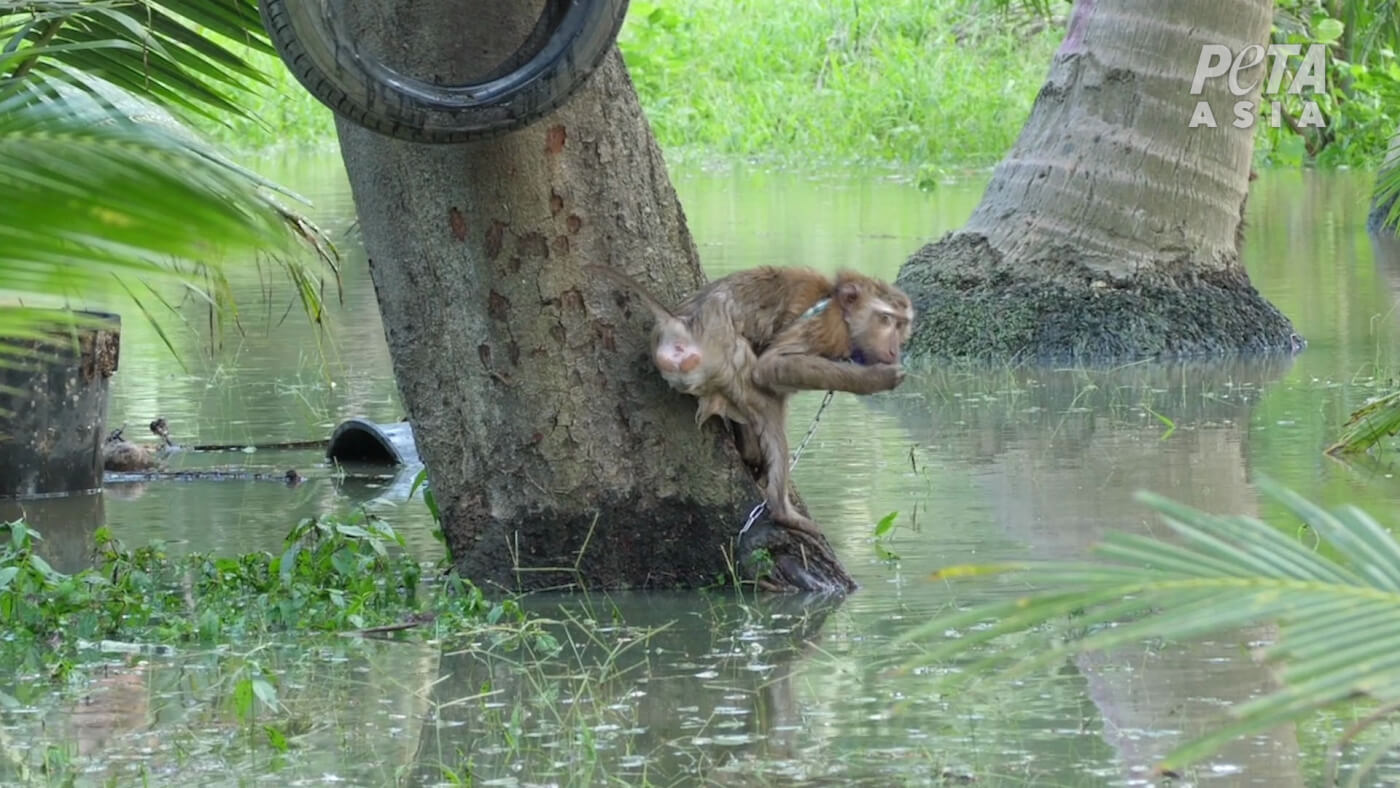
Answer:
[803,297,871,366]
[800,298,831,320]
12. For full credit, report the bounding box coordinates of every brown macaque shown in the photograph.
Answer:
[585,264,915,536]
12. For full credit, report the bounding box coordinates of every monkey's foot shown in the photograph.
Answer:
[775,512,824,538]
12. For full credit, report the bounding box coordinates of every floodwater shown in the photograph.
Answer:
[6,153,1400,786]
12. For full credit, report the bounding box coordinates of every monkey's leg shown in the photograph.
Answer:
[748,398,823,537]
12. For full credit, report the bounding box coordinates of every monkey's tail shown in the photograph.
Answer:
[581,264,678,321]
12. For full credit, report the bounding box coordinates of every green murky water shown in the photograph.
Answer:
[5,154,1400,785]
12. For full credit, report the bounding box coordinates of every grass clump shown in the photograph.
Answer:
[617,0,1061,172]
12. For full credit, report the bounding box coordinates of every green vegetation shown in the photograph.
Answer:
[199,0,1066,172]
[196,0,1400,175]
[618,0,1064,174]
[0,514,551,678]
[1259,0,1400,168]
[0,515,580,785]
[0,0,335,360]
[1327,390,1400,456]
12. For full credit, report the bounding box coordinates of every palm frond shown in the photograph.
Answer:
[0,0,340,365]
[895,476,1400,778]
[1375,135,1400,234]
[0,79,334,357]
[1326,389,1400,455]
[2,0,276,128]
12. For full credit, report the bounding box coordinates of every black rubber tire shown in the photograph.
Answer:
[257,0,630,144]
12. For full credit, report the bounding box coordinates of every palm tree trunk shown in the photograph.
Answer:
[896,0,1299,362]
[331,4,853,592]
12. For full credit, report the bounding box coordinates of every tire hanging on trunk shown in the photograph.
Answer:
[257,0,630,143]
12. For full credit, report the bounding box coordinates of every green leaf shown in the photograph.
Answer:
[334,525,372,540]
[874,511,898,538]
[0,3,339,365]
[251,678,278,710]
[264,724,289,752]
[1315,17,1345,44]
[231,677,254,720]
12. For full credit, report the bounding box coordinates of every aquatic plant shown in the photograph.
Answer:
[0,513,552,678]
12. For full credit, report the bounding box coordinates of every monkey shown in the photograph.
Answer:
[730,272,913,533]
[584,264,915,536]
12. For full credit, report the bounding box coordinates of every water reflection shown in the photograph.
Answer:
[7,639,441,785]
[13,157,1400,783]
[0,492,104,574]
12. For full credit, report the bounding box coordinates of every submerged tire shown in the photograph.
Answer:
[257,0,630,144]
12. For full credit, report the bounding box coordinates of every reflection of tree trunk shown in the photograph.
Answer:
[62,662,152,759]
[895,0,1297,362]
[0,492,103,574]
[332,3,850,591]
[884,356,1304,781]
[405,594,840,784]
[1075,630,1303,785]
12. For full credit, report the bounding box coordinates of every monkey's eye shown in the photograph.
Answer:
[879,313,893,325]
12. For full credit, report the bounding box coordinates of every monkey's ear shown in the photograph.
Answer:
[837,282,861,308]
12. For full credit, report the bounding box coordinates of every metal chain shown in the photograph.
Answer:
[788,389,835,470]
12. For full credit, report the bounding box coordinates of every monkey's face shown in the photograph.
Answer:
[840,281,913,365]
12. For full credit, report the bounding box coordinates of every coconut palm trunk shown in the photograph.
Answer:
[896,0,1299,362]
[330,4,853,592]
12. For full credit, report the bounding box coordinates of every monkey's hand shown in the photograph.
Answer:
[862,363,907,394]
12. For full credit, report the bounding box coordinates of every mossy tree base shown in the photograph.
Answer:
[895,233,1303,364]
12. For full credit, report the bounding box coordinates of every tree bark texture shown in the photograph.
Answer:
[896,0,1300,363]
[332,3,854,593]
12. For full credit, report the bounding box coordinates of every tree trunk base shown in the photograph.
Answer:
[445,471,858,594]
[738,519,858,594]
[895,233,1303,363]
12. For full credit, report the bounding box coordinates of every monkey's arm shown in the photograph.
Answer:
[753,352,902,395]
